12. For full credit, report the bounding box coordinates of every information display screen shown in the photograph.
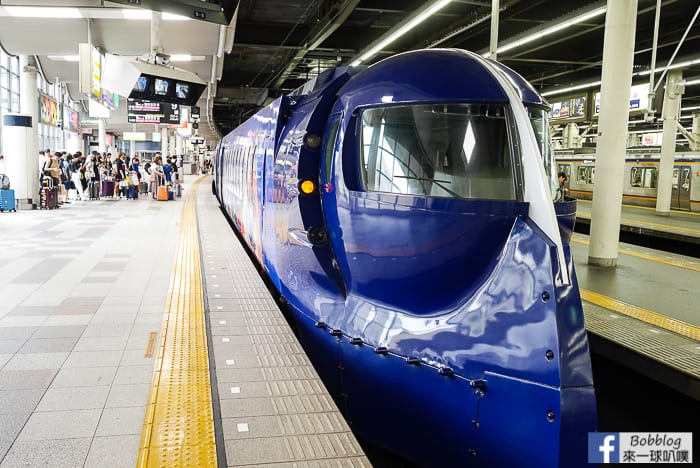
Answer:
[129,73,205,106]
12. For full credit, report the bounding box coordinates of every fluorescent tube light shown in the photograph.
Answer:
[121,9,151,20]
[4,6,82,18]
[48,55,80,62]
[484,6,606,58]
[542,81,602,97]
[352,0,452,66]
[120,10,191,20]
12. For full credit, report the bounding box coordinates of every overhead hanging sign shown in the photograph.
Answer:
[595,83,651,115]
[127,99,180,124]
[549,95,587,122]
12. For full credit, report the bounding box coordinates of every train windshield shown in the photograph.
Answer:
[359,103,516,200]
[526,106,558,199]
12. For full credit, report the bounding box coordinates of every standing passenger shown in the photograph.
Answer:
[114,152,126,198]
[150,156,165,199]
[555,171,569,202]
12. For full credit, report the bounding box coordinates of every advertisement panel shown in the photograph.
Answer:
[39,93,60,126]
[549,95,586,121]
[62,106,79,132]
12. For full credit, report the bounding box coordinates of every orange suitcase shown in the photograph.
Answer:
[157,185,168,201]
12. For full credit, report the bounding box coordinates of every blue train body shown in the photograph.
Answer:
[214,49,596,466]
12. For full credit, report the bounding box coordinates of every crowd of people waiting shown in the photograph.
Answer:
[39,149,180,204]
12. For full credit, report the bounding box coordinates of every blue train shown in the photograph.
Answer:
[213,49,596,466]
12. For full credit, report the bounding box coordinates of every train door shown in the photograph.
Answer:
[671,165,691,210]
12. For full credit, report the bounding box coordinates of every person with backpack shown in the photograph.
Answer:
[163,157,173,184]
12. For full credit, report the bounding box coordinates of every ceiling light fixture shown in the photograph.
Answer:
[120,10,191,20]
[121,9,151,20]
[484,6,607,58]
[543,59,700,97]
[542,80,602,97]
[170,55,206,62]
[47,55,80,62]
[3,6,82,18]
[351,0,452,66]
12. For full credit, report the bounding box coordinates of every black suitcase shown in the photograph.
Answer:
[39,185,58,209]
[140,181,149,194]
[89,181,100,200]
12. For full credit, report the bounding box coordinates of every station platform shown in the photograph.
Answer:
[571,199,700,400]
[0,174,368,467]
[575,199,700,245]
[572,232,700,401]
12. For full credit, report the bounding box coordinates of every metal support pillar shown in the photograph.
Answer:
[490,0,499,60]
[655,70,683,215]
[588,0,639,268]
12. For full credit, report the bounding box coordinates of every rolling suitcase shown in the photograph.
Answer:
[0,188,16,212]
[39,181,58,209]
[157,185,168,201]
[128,184,139,199]
[140,181,149,195]
[167,187,174,201]
[89,181,100,200]
[101,179,115,198]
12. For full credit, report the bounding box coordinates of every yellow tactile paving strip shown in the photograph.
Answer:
[138,176,217,467]
[580,289,700,342]
[572,235,700,341]
[572,237,700,272]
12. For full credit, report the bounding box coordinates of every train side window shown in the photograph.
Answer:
[672,168,679,190]
[630,166,657,188]
[324,118,341,180]
[577,166,594,184]
[682,168,691,191]
[359,103,515,200]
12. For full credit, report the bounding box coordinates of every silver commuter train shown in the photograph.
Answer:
[556,148,700,212]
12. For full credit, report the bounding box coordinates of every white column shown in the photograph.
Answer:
[588,0,639,268]
[691,113,700,151]
[655,70,683,215]
[176,136,183,159]
[161,127,168,155]
[19,55,39,208]
[98,118,106,153]
[169,131,177,157]
[130,139,136,159]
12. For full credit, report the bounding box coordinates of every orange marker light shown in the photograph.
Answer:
[300,180,315,194]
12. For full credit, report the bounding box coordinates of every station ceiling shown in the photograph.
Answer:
[1,0,699,145]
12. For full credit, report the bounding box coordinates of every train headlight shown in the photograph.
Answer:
[303,133,321,149]
[300,180,316,195]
